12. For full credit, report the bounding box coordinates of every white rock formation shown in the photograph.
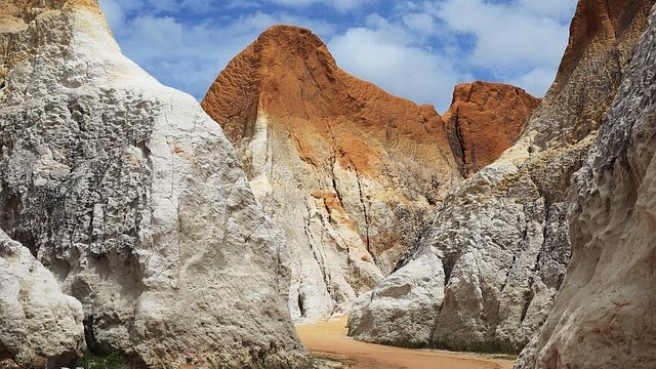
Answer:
[0,230,85,369]
[516,4,656,368]
[348,0,655,352]
[0,1,306,368]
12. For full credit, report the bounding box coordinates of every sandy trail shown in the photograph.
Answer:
[296,317,515,369]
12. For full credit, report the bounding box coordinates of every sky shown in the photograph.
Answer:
[98,0,577,113]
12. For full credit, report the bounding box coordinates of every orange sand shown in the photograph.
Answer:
[296,317,515,369]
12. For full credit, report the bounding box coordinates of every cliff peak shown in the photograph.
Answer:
[202,25,463,322]
[443,81,541,176]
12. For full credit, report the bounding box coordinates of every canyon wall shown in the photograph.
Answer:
[348,0,655,352]
[202,25,462,322]
[0,1,307,368]
[515,4,656,368]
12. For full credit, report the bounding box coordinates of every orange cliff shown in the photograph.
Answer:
[201,25,547,322]
[443,82,541,176]
[202,25,463,322]
[202,25,459,183]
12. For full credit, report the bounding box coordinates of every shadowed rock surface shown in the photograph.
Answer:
[0,1,307,368]
[515,4,656,368]
[348,0,655,352]
[443,82,541,177]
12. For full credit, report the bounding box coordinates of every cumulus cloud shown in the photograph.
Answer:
[98,0,336,100]
[97,0,577,111]
[266,0,377,12]
[329,15,470,108]
[436,0,571,72]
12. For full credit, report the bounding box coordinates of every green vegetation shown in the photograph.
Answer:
[75,350,130,369]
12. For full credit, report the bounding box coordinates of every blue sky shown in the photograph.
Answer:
[98,0,577,112]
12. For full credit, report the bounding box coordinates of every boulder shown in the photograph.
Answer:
[0,230,85,369]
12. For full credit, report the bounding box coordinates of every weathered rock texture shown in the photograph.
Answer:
[443,82,540,176]
[348,0,655,352]
[0,2,306,368]
[202,25,464,322]
[515,4,656,368]
[0,230,85,369]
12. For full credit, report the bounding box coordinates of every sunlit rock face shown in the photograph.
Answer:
[443,82,541,177]
[202,26,537,324]
[202,25,463,322]
[348,0,655,353]
[516,3,656,368]
[0,1,307,368]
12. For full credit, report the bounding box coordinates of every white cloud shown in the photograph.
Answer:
[518,0,578,18]
[266,0,377,12]
[509,67,559,97]
[402,13,435,34]
[99,0,125,30]
[436,0,572,70]
[328,16,470,110]
[97,0,577,111]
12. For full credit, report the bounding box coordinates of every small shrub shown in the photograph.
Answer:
[75,350,129,369]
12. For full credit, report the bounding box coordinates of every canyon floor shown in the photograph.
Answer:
[297,317,515,369]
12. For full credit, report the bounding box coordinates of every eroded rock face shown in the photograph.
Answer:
[443,82,541,176]
[202,25,463,322]
[348,0,655,352]
[0,2,306,368]
[516,5,656,368]
[0,230,85,369]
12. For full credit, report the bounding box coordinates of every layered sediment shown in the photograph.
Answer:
[202,25,463,321]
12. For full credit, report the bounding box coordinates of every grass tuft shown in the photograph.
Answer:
[74,350,129,369]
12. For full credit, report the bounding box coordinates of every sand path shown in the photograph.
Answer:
[296,317,515,369]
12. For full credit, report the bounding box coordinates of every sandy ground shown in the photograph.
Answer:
[296,317,515,369]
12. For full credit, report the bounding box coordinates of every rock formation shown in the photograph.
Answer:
[202,26,540,323]
[0,230,85,369]
[443,82,541,176]
[0,1,306,368]
[202,25,464,322]
[348,0,655,352]
[515,4,656,368]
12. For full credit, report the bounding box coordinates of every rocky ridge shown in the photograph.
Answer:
[515,3,656,368]
[0,1,307,368]
[348,0,655,352]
